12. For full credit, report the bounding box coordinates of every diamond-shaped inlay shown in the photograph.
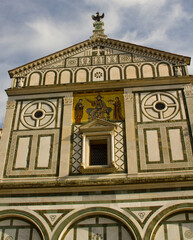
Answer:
[71,125,82,174]
[114,122,125,171]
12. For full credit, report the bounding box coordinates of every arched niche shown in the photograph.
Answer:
[60,70,72,84]
[109,66,121,80]
[29,72,41,86]
[44,71,56,85]
[125,65,139,79]
[92,68,105,82]
[0,209,49,240]
[75,69,88,83]
[53,207,141,240]
[141,64,155,78]
[154,211,193,240]
[157,63,171,77]
[63,215,135,240]
[145,203,193,240]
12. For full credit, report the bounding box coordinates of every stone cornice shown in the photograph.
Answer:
[5,76,193,97]
[1,173,193,195]
[8,38,191,77]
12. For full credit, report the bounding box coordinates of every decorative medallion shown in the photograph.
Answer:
[20,100,56,129]
[141,92,179,121]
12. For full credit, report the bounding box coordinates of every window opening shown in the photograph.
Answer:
[90,139,107,165]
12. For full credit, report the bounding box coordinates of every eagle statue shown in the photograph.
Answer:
[91,12,104,22]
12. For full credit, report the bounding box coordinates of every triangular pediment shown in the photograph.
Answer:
[79,118,117,132]
[9,37,190,77]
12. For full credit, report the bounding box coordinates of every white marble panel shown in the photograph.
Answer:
[154,225,165,240]
[146,130,160,162]
[17,228,31,239]
[45,71,55,85]
[106,226,118,240]
[37,136,51,168]
[167,224,180,239]
[15,137,30,168]
[64,229,73,240]
[77,227,89,240]
[168,129,184,161]
[29,73,40,86]
[60,70,71,84]
[3,229,16,240]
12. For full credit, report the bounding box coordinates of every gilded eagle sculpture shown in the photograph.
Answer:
[92,12,104,22]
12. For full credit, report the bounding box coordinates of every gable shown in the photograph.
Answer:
[80,118,117,132]
[8,38,191,88]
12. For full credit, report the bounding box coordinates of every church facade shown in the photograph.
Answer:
[0,14,193,240]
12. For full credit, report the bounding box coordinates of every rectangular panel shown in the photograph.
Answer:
[77,227,89,240]
[167,224,180,239]
[145,129,161,162]
[18,228,31,239]
[168,129,184,161]
[3,229,16,240]
[107,226,118,240]
[36,135,53,168]
[14,136,31,169]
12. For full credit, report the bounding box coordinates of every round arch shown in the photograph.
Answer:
[108,66,122,80]
[59,69,72,84]
[43,70,57,85]
[75,68,89,83]
[156,62,172,77]
[53,207,141,240]
[124,64,139,79]
[0,209,49,240]
[145,203,193,240]
[141,63,155,78]
[91,67,106,82]
[28,71,42,86]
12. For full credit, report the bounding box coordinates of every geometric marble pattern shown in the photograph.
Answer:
[123,206,161,229]
[71,122,126,174]
[114,122,125,171]
[71,125,82,174]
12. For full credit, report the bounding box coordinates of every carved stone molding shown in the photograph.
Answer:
[63,97,73,105]
[6,101,16,109]
[184,84,193,97]
[124,93,133,102]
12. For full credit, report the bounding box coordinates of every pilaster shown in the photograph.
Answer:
[124,89,138,174]
[184,84,193,136]
[59,93,73,177]
[0,99,16,179]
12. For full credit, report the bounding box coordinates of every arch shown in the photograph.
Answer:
[108,66,122,80]
[75,68,88,83]
[28,72,42,86]
[0,209,49,240]
[59,70,72,84]
[53,207,141,240]
[141,63,155,78]
[145,203,193,240]
[157,62,172,77]
[44,70,57,85]
[91,67,106,82]
[125,65,139,79]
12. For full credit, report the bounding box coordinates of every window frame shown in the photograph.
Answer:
[79,119,117,174]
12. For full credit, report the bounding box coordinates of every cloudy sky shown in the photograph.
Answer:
[0,0,193,127]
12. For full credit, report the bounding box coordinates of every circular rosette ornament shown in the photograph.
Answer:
[141,92,179,121]
[21,100,56,129]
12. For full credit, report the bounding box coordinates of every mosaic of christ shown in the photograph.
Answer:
[74,92,124,124]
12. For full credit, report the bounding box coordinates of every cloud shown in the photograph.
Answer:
[0,0,193,127]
